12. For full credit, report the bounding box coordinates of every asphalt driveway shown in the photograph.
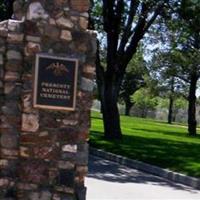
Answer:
[86,156,200,200]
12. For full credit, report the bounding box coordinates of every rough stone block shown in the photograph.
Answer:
[0,54,3,65]
[74,175,85,186]
[77,42,88,52]
[0,21,8,37]
[62,119,78,126]
[80,12,89,18]
[7,50,22,61]
[7,33,24,43]
[56,17,74,29]
[1,148,18,158]
[27,2,49,21]
[26,35,41,43]
[81,77,94,92]
[60,30,72,41]
[5,60,22,72]
[19,147,30,158]
[76,143,88,165]
[1,133,18,149]
[44,25,60,39]
[70,0,90,12]
[76,166,88,176]
[0,178,10,187]
[25,42,41,56]
[83,64,95,74]
[4,72,20,82]
[17,183,38,190]
[22,93,33,113]
[0,160,9,168]
[52,193,61,200]
[33,146,58,160]
[49,18,56,25]
[0,80,3,89]
[61,152,76,162]
[21,99,36,115]
[21,113,39,132]
[58,161,75,170]
[62,145,77,153]
[54,0,66,6]
[8,20,23,32]
[0,45,6,53]
[70,16,79,23]
[79,17,88,30]
[20,134,51,145]
[4,82,21,97]
[54,186,74,194]
[2,101,21,116]
[58,170,74,187]
[1,115,21,129]
[19,161,49,185]
[28,191,52,200]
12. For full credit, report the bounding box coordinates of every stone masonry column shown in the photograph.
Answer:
[0,0,96,200]
[0,19,24,198]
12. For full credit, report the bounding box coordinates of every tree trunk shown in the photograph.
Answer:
[172,111,176,122]
[125,100,133,116]
[188,74,198,136]
[101,80,122,140]
[141,107,147,118]
[168,96,173,124]
[95,41,123,140]
[168,77,174,124]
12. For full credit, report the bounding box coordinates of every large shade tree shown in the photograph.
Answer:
[150,51,188,124]
[172,50,200,135]
[167,0,200,135]
[91,0,173,139]
[179,0,200,136]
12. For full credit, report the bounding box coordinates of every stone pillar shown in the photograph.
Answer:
[0,0,96,200]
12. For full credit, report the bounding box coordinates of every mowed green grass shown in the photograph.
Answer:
[89,111,200,178]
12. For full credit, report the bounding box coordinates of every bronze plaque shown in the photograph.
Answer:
[33,54,78,111]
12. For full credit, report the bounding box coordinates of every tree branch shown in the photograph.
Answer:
[103,0,124,73]
[123,2,149,65]
[103,0,114,32]
[175,74,190,83]
[143,2,165,33]
[123,1,166,68]
[114,0,124,33]
[96,40,105,89]
[118,0,139,54]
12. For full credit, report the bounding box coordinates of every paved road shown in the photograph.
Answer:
[86,156,200,200]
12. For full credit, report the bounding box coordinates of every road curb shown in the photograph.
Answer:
[90,147,200,190]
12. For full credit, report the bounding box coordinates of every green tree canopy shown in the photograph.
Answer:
[131,87,158,118]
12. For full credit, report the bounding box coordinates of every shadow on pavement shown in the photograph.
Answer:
[88,155,199,194]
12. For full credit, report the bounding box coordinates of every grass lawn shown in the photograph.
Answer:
[89,111,200,178]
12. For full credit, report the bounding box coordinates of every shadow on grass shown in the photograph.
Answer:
[131,127,200,138]
[91,116,103,120]
[89,131,200,178]
[88,155,199,193]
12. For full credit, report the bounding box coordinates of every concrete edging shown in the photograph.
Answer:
[90,147,200,190]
